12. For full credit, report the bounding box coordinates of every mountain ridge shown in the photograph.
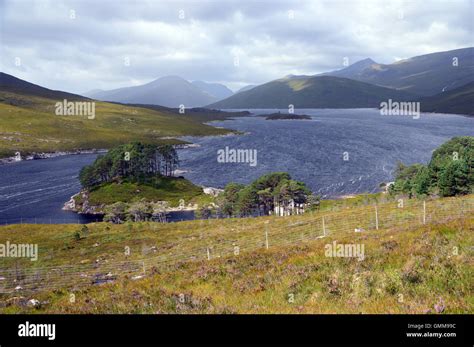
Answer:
[191,80,233,99]
[85,75,219,107]
[207,75,416,109]
[323,47,474,96]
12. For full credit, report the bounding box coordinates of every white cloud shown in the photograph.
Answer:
[0,0,472,93]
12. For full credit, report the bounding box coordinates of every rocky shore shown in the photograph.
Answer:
[63,186,223,215]
[0,149,107,165]
[62,191,105,215]
[0,141,208,165]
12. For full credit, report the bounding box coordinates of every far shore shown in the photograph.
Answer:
[0,149,108,165]
[0,142,205,165]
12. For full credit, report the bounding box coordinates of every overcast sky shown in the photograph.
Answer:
[0,0,473,93]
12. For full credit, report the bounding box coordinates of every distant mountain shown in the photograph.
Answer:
[86,76,217,107]
[191,80,233,99]
[0,72,87,101]
[236,85,257,93]
[82,89,104,97]
[0,73,245,160]
[324,47,474,96]
[319,58,377,79]
[420,81,474,116]
[207,75,415,109]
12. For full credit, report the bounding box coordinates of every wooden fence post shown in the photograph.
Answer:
[264,221,269,249]
[375,205,379,230]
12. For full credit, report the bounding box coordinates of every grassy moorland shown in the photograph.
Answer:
[0,91,241,158]
[0,194,472,313]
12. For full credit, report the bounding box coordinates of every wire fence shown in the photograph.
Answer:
[0,217,103,225]
[0,196,472,294]
[0,210,196,225]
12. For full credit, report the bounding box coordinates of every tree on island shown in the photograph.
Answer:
[79,142,179,188]
[220,172,313,217]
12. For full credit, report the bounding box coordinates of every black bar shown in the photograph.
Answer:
[0,314,471,345]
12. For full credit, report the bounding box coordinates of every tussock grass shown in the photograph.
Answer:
[0,92,233,158]
[0,195,472,313]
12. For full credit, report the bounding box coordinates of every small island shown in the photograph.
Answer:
[258,112,312,120]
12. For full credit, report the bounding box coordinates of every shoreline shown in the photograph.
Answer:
[0,149,108,165]
[63,185,224,215]
[0,142,205,165]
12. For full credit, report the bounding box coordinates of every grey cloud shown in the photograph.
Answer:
[0,0,472,94]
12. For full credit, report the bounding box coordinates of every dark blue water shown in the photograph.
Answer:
[1,109,473,224]
[0,154,196,224]
[178,109,474,197]
[0,154,99,224]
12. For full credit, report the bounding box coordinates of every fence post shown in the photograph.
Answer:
[142,261,146,275]
[375,205,379,230]
[322,216,326,236]
[207,247,211,260]
[423,200,426,225]
[15,261,19,282]
[264,221,269,249]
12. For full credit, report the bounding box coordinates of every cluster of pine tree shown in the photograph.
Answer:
[390,137,473,198]
[214,172,318,217]
[103,200,169,223]
[79,142,179,188]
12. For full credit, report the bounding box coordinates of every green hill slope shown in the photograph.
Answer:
[419,81,474,116]
[0,72,88,102]
[324,47,474,96]
[0,73,238,158]
[207,76,415,109]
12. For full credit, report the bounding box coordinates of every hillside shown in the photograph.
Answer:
[0,72,88,102]
[0,195,472,313]
[319,58,377,79]
[86,76,218,107]
[0,74,238,158]
[419,81,474,116]
[236,84,258,93]
[191,80,233,99]
[324,47,474,96]
[207,76,415,109]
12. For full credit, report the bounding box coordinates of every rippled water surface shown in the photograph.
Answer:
[1,109,473,223]
[0,154,98,223]
[178,109,474,197]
